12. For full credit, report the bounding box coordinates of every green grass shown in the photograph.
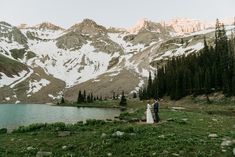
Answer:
[0,102,235,157]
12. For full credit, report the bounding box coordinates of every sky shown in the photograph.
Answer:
[0,0,234,29]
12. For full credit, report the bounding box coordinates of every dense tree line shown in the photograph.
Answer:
[77,90,101,104]
[140,19,235,100]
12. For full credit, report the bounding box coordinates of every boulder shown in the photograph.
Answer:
[208,134,218,138]
[221,140,232,147]
[58,131,70,137]
[112,131,124,137]
[36,151,52,157]
[26,146,35,151]
[101,133,107,138]
[62,146,67,150]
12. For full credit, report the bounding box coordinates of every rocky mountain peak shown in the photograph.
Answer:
[127,18,150,34]
[17,23,29,29]
[162,18,211,34]
[33,22,64,30]
[81,18,99,26]
[68,18,107,35]
[127,18,170,34]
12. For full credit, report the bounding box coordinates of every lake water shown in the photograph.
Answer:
[0,104,121,130]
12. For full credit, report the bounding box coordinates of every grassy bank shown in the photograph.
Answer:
[0,96,235,157]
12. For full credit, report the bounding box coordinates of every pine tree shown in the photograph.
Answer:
[232,74,235,95]
[113,92,116,100]
[83,90,86,103]
[91,93,94,102]
[119,91,127,106]
[142,87,147,100]
[61,95,65,104]
[77,90,82,104]
[139,88,143,100]
[133,92,137,98]
[147,72,153,98]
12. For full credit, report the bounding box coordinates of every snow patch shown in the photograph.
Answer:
[5,97,10,101]
[20,28,64,40]
[154,42,204,61]
[48,91,63,100]
[130,78,145,94]
[0,69,33,88]
[92,79,100,82]
[109,71,120,77]
[15,100,20,104]
[27,79,50,94]
[10,69,33,88]
[108,33,144,53]
[27,40,114,87]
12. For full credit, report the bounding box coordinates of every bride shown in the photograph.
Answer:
[146,101,154,124]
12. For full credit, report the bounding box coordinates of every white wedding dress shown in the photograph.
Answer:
[146,104,154,124]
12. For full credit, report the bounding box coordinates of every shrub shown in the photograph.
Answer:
[13,123,46,133]
[0,128,7,134]
[85,119,106,126]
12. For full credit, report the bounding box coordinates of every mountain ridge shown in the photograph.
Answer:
[0,17,234,104]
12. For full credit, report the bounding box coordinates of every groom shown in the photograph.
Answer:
[153,99,160,123]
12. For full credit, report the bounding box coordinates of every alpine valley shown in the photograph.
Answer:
[0,18,234,104]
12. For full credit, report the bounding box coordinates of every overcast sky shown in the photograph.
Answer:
[0,0,234,29]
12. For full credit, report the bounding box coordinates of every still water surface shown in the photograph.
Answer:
[0,104,120,130]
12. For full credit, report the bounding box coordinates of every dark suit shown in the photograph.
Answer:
[153,102,160,123]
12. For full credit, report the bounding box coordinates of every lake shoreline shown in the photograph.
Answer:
[56,100,127,109]
[0,104,121,131]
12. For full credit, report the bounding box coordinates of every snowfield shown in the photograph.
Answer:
[28,40,115,87]
[27,79,50,96]
[154,42,204,61]
[108,33,145,53]
[20,28,64,40]
[0,69,33,88]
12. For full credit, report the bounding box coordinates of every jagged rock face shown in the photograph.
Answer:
[164,18,209,34]
[126,19,174,46]
[0,18,234,103]
[57,19,123,54]
[68,19,107,36]
[0,22,28,46]
[34,22,64,31]
[128,19,173,34]
[126,30,160,45]
[0,54,29,77]
[56,31,88,50]
[90,36,123,54]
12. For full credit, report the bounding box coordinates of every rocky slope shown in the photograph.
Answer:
[0,18,234,103]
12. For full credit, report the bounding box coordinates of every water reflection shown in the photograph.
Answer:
[0,104,120,130]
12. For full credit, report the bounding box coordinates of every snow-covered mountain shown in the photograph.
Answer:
[0,18,234,104]
[160,17,234,35]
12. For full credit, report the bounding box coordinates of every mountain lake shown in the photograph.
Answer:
[0,104,121,131]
